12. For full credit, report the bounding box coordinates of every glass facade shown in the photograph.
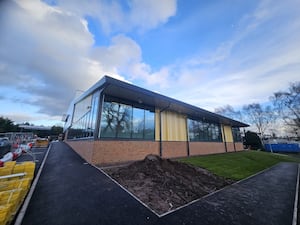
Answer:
[67,91,100,139]
[232,127,242,142]
[99,97,155,140]
[188,118,222,142]
[67,90,241,143]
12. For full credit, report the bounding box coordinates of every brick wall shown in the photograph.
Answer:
[161,141,187,158]
[235,142,244,151]
[226,142,235,152]
[66,139,245,165]
[92,140,159,165]
[66,140,94,163]
[189,142,225,156]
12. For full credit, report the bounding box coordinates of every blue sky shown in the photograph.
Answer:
[0,0,299,127]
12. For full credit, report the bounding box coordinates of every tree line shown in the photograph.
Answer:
[1,82,299,139]
[215,82,300,138]
[0,117,63,137]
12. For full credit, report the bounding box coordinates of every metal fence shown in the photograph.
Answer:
[0,132,34,144]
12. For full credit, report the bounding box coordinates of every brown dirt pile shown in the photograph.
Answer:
[104,155,233,214]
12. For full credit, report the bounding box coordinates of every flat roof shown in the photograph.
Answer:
[76,75,249,127]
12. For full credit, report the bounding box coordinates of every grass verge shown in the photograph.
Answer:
[179,150,300,180]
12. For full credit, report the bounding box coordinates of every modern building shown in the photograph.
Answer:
[64,76,248,165]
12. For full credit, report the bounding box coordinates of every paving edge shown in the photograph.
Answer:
[159,162,286,217]
[92,165,162,217]
[62,142,162,218]
[292,164,300,225]
[167,162,298,218]
[95,162,288,218]
[14,144,52,225]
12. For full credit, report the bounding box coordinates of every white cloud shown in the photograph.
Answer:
[90,34,173,88]
[0,1,106,117]
[128,0,177,31]
[0,0,176,124]
[152,0,300,112]
[93,35,141,70]
[53,0,124,34]
[54,0,176,33]
[0,0,299,130]
[129,65,171,88]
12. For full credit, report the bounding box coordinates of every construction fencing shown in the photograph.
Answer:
[0,132,34,145]
[264,143,300,153]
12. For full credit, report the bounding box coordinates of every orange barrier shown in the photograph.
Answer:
[34,139,49,148]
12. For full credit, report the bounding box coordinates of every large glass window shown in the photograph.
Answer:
[188,118,222,142]
[232,127,242,142]
[100,97,155,140]
[132,108,145,139]
[145,110,155,139]
[67,91,100,139]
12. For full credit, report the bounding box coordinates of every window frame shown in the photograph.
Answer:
[188,118,222,142]
[232,127,242,142]
[67,91,100,140]
[99,95,155,140]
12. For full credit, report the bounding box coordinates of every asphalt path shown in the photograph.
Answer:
[16,145,48,174]
[20,142,298,225]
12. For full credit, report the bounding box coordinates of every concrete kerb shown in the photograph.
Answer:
[61,143,162,217]
[158,162,286,217]
[14,144,52,225]
[96,162,290,218]
[92,164,162,218]
[292,164,300,225]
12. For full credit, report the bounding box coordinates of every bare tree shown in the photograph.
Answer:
[271,82,300,137]
[215,104,243,121]
[242,103,275,136]
[102,102,131,136]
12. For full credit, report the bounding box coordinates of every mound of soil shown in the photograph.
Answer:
[104,155,233,214]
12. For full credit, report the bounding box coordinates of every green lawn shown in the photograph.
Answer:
[179,150,300,180]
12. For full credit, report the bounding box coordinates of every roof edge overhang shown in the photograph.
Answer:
[74,75,249,128]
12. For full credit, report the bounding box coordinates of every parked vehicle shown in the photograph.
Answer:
[0,137,12,158]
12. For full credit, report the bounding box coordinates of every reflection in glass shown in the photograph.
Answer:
[232,127,242,142]
[132,108,144,139]
[188,119,221,142]
[100,98,155,140]
[144,110,155,140]
[68,91,100,139]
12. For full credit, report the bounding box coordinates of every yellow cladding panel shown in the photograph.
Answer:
[155,109,187,141]
[222,125,233,142]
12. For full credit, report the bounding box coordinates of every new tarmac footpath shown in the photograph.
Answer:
[18,142,298,225]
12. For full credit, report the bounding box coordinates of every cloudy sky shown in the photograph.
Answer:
[0,0,299,126]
